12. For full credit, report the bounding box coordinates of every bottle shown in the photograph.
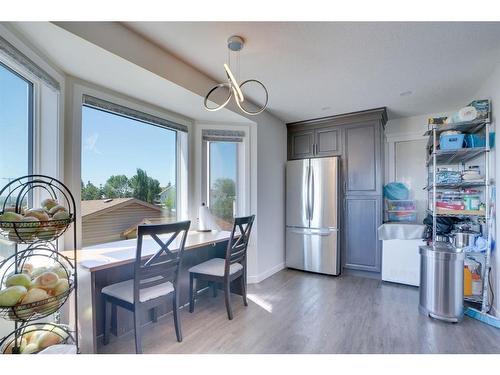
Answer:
[464,266,472,296]
[472,273,482,296]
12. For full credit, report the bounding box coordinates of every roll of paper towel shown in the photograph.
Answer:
[198,203,220,232]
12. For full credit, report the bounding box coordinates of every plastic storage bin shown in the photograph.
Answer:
[440,134,465,150]
[386,199,416,211]
[465,134,486,148]
[387,211,417,222]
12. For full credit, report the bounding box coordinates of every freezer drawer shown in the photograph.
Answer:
[285,227,340,275]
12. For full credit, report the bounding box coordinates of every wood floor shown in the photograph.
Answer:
[98,269,500,354]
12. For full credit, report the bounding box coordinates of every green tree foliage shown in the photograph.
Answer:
[103,175,132,199]
[163,183,176,212]
[81,180,102,200]
[210,178,235,220]
[129,168,162,204]
[81,169,163,204]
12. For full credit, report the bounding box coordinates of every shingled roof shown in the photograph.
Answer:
[81,198,162,220]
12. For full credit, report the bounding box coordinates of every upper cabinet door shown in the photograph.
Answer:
[288,130,314,159]
[315,128,340,157]
[344,122,381,195]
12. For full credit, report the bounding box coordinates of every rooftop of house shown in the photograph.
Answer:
[81,198,162,219]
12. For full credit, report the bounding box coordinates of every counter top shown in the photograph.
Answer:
[73,230,233,272]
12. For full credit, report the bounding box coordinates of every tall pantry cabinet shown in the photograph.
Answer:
[287,108,387,274]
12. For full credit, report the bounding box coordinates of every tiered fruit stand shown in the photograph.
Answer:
[0,175,78,354]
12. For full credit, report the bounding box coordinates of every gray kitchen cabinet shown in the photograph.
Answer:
[288,129,315,159]
[287,108,387,275]
[315,127,341,157]
[288,126,341,159]
[343,121,382,195]
[343,196,382,272]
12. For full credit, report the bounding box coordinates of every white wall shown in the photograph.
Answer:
[385,112,451,222]
[472,63,500,317]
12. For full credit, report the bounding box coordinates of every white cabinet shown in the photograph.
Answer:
[381,239,423,287]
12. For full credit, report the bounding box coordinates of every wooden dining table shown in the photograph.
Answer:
[70,230,237,353]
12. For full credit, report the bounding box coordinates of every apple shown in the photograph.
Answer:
[5,273,32,289]
[0,285,28,306]
[24,209,49,222]
[41,198,58,210]
[49,205,67,216]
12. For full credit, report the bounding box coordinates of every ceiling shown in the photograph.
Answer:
[123,22,500,122]
[10,22,250,124]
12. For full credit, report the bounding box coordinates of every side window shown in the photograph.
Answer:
[207,141,238,231]
[0,61,33,207]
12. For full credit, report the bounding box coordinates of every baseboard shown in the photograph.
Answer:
[247,262,285,284]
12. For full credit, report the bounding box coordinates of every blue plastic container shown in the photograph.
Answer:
[440,134,465,150]
[465,134,486,148]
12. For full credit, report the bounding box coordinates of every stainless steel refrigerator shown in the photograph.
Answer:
[286,157,340,275]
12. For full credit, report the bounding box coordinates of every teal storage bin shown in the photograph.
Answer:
[440,134,465,150]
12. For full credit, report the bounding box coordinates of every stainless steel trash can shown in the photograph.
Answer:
[419,243,464,322]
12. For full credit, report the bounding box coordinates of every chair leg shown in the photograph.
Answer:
[211,282,218,298]
[224,279,233,320]
[241,274,248,307]
[103,298,111,345]
[173,290,182,342]
[189,273,196,313]
[133,309,143,354]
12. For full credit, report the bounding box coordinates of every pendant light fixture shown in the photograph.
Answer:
[204,35,268,116]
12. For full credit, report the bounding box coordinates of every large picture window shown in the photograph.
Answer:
[81,104,178,247]
[0,61,33,207]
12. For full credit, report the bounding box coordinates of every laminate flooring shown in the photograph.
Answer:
[98,269,500,354]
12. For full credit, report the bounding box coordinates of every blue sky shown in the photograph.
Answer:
[210,142,237,187]
[82,106,237,189]
[0,63,30,189]
[1,60,237,194]
[82,106,177,187]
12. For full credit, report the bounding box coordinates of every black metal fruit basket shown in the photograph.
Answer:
[0,215,74,244]
[0,323,75,354]
[0,175,76,244]
[0,247,75,322]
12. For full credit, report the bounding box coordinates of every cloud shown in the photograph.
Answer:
[84,133,101,154]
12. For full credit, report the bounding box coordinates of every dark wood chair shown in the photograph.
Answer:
[188,215,255,320]
[101,220,191,353]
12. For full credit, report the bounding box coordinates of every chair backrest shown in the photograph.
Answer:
[224,215,255,276]
[134,221,191,303]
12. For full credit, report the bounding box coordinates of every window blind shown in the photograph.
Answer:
[202,129,245,143]
[0,35,60,91]
[82,94,188,133]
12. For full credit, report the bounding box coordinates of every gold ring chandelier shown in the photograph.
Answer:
[204,36,269,116]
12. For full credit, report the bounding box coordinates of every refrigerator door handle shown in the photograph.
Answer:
[304,165,310,221]
[309,165,315,222]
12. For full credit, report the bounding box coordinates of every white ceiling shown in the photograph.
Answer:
[123,22,500,122]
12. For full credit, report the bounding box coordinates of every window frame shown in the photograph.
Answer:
[80,102,180,213]
[199,124,251,222]
[70,81,192,249]
[204,139,241,218]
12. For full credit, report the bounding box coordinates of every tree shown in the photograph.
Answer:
[130,168,149,202]
[103,175,131,199]
[163,183,176,213]
[81,181,102,200]
[210,178,236,221]
[129,168,162,204]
